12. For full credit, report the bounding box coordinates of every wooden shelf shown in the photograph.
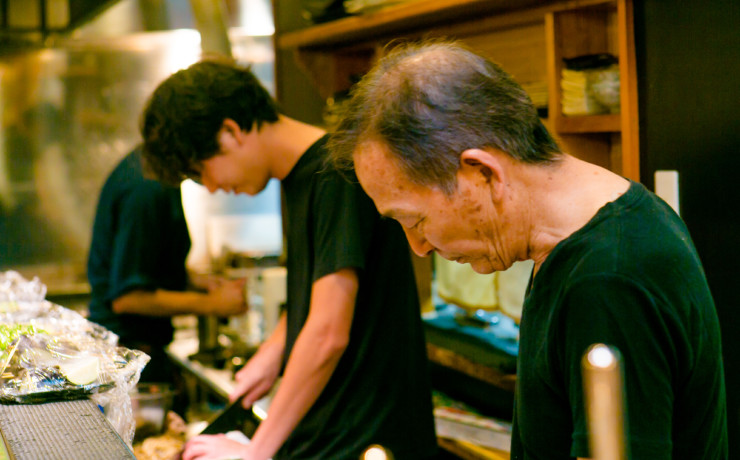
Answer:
[544,0,639,178]
[557,113,621,133]
[278,0,549,49]
[427,343,516,393]
[279,0,627,50]
[277,0,638,179]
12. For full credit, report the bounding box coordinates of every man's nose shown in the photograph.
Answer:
[403,227,434,257]
[200,176,219,194]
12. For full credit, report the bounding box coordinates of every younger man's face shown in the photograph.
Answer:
[196,121,271,196]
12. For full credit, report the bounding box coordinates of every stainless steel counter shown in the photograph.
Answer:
[167,336,236,401]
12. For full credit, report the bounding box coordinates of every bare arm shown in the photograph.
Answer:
[229,313,287,406]
[182,314,289,460]
[244,268,358,459]
[111,277,247,317]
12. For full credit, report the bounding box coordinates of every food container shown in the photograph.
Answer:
[130,383,175,444]
[561,54,621,115]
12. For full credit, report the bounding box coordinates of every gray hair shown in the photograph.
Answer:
[328,40,561,195]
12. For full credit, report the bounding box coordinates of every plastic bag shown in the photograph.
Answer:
[0,271,150,445]
[0,270,47,304]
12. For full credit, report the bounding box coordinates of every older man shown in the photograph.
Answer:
[330,41,727,459]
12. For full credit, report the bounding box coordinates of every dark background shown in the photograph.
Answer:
[634,0,740,457]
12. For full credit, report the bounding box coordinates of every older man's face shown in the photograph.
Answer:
[353,142,506,274]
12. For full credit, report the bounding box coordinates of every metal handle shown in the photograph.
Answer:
[361,445,394,460]
[582,343,627,460]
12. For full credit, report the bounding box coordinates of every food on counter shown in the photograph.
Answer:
[0,301,19,313]
[0,273,151,447]
[133,411,187,460]
[0,324,45,354]
[0,323,105,401]
[59,356,100,385]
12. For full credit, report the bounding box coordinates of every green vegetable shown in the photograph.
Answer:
[0,324,46,351]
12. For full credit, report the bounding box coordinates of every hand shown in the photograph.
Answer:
[230,342,281,408]
[181,434,250,460]
[206,278,248,317]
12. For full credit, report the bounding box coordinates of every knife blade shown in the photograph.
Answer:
[200,395,252,435]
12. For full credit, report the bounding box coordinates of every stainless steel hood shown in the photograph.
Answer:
[0,0,116,34]
[0,0,275,295]
[0,0,237,54]
[0,0,116,52]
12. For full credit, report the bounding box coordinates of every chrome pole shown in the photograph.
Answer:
[582,343,627,460]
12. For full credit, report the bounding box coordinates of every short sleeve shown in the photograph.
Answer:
[311,170,376,282]
[558,275,675,459]
[107,183,178,301]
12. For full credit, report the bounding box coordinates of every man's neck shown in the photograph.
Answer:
[520,155,630,271]
[260,115,326,180]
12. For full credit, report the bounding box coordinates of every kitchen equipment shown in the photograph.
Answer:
[197,315,220,353]
[261,267,287,338]
[190,315,231,369]
[130,383,176,444]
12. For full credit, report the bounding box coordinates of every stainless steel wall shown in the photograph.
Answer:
[0,0,274,294]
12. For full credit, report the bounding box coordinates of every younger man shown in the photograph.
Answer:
[141,60,437,460]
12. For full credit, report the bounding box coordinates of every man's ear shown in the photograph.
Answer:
[220,118,243,141]
[459,148,506,198]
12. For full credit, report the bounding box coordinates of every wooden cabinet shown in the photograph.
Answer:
[545,0,639,180]
[276,0,639,180]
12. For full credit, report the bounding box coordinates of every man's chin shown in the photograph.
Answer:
[464,259,496,275]
[439,254,495,274]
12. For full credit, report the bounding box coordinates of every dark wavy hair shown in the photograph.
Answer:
[141,59,280,185]
[329,40,561,195]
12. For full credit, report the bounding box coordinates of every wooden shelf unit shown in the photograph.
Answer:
[277,0,639,180]
[278,0,549,49]
[427,343,517,394]
[545,0,639,179]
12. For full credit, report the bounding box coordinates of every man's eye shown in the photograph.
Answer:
[406,218,423,230]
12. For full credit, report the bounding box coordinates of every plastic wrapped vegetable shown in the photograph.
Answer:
[0,271,150,446]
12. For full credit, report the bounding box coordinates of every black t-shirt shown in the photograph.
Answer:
[87,147,189,347]
[511,181,727,459]
[279,135,437,459]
